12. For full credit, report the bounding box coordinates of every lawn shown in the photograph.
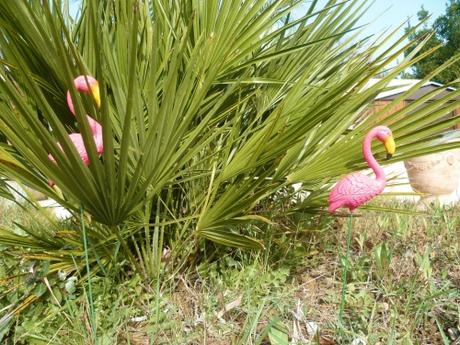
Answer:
[1,200,459,344]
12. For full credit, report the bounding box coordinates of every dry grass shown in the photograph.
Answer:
[1,201,460,344]
[111,202,460,344]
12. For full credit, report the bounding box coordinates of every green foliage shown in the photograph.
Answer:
[0,0,459,261]
[373,241,392,281]
[266,320,289,345]
[405,1,460,83]
[1,0,460,337]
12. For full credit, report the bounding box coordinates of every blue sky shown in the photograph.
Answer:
[290,0,449,68]
[293,0,447,39]
[354,0,448,68]
[360,0,446,37]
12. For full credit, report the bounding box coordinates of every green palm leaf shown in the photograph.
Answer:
[0,0,459,262]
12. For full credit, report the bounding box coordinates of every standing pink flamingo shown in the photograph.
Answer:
[328,126,396,213]
[48,75,103,165]
[329,126,395,326]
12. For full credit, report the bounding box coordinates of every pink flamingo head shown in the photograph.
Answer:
[372,126,395,158]
[66,75,100,115]
[327,126,396,213]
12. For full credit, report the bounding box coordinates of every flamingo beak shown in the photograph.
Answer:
[384,135,396,159]
[90,83,101,108]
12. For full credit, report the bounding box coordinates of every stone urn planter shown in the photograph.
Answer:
[404,148,460,205]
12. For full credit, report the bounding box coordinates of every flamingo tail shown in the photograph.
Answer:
[328,201,343,214]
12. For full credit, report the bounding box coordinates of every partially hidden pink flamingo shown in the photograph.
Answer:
[328,126,396,213]
[49,75,103,166]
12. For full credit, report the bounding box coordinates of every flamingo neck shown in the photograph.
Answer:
[66,91,75,115]
[87,116,102,135]
[362,129,385,181]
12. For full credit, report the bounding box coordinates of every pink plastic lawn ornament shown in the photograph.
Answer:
[48,116,103,165]
[48,75,103,185]
[328,126,396,213]
[329,126,396,327]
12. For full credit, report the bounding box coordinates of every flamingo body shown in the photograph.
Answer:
[328,173,385,213]
[48,117,103,165]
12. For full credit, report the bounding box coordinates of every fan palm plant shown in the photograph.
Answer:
[0,0,460,315]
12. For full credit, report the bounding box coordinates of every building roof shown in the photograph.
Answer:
[367,78,457,101]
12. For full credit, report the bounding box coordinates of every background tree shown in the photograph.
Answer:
[405,1,460,84]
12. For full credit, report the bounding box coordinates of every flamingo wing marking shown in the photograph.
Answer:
[330,173,384,210]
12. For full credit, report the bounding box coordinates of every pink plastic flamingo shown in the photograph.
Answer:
[48,75,103,165]
[328,126,396,213]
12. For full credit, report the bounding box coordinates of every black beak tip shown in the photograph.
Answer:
[386,153,393,160]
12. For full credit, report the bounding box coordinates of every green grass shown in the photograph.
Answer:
[1,200,460,344]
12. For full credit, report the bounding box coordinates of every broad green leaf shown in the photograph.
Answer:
[197,228,265,250]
